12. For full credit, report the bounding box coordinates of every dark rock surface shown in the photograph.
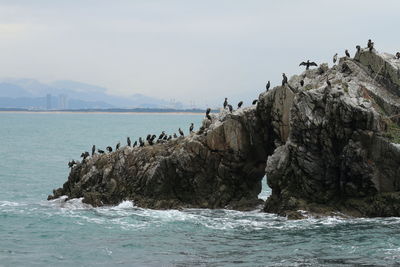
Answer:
[263,49,400,218]
[49,48,400,217]
[49,108,267,210]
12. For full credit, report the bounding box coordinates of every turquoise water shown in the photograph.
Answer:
[1,113,400,266]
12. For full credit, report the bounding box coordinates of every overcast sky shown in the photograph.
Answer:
[0,0,399,107]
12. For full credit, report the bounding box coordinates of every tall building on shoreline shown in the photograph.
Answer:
[58,94,68,109]
[46,94,52,110]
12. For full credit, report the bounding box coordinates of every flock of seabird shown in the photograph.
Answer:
[69,39,399,168]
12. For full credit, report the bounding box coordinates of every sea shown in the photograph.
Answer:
[1,112,400,266]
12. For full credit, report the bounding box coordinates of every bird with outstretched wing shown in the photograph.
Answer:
[299,60,318,70]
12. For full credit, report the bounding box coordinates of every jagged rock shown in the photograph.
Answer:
[48,107,267,210]
[263,49,400,217]
[49,48,400,217]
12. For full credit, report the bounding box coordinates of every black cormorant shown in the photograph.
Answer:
[116,142,120,150]
[81,152,89,159]
[139,137,144,147]
[189,123,194,132]
[97,149,105,154]
[179,128,184,137]
[127,137,131,147]
[299,60,318,70]
[282,73,288,86]
[252,99,258,105]
[356,45,361,53]
[92,145,96,156]
[300,80,304,87]
[206,108,212,120]
[223,98,228,109]
[238,101,243,108]
[106,146,112,152]
[228,104,233,113]
[266,81,270,91]
[367,39,374,51]
[333,53,338,64]
[68,160,76,168]
[132,141,137,147]
[173,133,178,138]
[345,50,350,58]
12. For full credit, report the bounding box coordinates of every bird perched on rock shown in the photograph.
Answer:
[300,80,304,87]
[326,78,331,89]
[396,52,400,59]
[345,50,350,58]
[163,134,168,140]
[132,141,137,147]
[282,73,288,86]
[367,39,374,51]
[223,98,228,109]
[127,137,131,147]
[92,145,96,156]
[205,108,211,120]
[189,123,194,133]
[227,104,233,113]
[252,99,258,105]
[81,151,89,160]
[299,60,318,70]
[115,142,120,150]
[68,160,76,168]
[167,135,172,141]
[148,138,154,145]
[266,81,270,91]
[139,137,144,147]
[173,133,178,138]
[179,128,184,137]
[238,101,243,109]
[106,146,112,153]
[333,53,338,64]
[97,149,105,154]
[158,131,165,140]
[356,45,361,53]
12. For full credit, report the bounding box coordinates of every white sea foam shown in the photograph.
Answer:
[0,200,24,207]
[46,196,92,210]
[113,200,134,210]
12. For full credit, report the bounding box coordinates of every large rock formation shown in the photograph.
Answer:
[49,108,268,210]
[263,49,400,218]
[49,47,400,217]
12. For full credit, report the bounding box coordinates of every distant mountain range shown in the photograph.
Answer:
[0,78,185,110]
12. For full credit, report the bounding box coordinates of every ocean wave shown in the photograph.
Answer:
[0,200,26,207]
[46,196,92,210]
[38,197,400,233]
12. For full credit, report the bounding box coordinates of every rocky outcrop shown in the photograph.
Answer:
[263,49,400,218]
[49,47,400,218]
[49,108,267,210]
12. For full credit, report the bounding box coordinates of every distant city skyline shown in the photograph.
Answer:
[0,0,399,107]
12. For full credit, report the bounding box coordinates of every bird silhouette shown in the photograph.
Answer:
[299,60,318,70]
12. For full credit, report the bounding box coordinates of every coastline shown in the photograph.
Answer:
[0,110,205,115]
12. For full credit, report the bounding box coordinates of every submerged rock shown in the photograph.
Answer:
[49,47,400,217]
